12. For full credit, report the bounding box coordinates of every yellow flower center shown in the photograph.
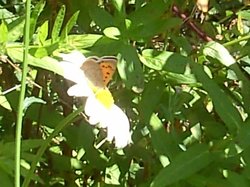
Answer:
[95,88,114,109]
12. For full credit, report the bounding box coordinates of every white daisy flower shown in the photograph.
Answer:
[59,51,92,97]
[59,50,131,148]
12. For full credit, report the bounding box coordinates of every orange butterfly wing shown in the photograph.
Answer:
[98,57,117,86]
[81,56,117,88]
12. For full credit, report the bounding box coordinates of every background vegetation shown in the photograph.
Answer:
[1,0,250,186]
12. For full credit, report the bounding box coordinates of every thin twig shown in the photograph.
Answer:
[172,4,213,42]
[1,55,42,89]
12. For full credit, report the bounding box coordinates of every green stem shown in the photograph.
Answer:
[22,106,84,187]
[224,34,250,47]
[15,0,31,186]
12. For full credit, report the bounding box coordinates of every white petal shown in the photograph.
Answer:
[106,105,131,148]
[84,95,131,148]
[59,50,86,67]
[67,84,93,97]
[84,95,108,126]
[60,61,86,84]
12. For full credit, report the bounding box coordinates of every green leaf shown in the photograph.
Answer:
[149,114,181,158]
[0,90,12,111]
[203,41,236,67]
[160,89,193,123]
[51,5,65,43]
[236,123,250,149]
[151,144,212,187]
[0,169,13,187]
[63,124,107,170]
[127,0,174,40]
[105,164,121,185]
[21,139,45,151]
[89,6,115,29]
[163,72,199,86]
[60,34,103,50]
[0,8,14,23]
[237,10,250,20]
[22,106,84,187]
[227,171,249,187]
[50,153,72,172]
[90,36,123,55]
[118,44,144,90]
[0,155,14,175]
[230,64,250,114]
[103,27,121,39]
[23,96,46,113]
[7,48,63,76]
[0,21,8,44]
[37,21,49,45]
[60,10,80,41]
[112,0,125,14]
[128,17,181,41]
[29,43,59,57]
[139,79,165,122]
[4,90,19,112]
[128,0,171,26]
[7,16,25,42]
[188,174,231,187]
[70,0,98,31]
[1,139,45,156]
[141,49,188,73]
[203,41,250,114]
[0,141,44,184]
[171,35,193,55]
[29,1,45,39]
[191,62,243,133]
[25,103,63,129]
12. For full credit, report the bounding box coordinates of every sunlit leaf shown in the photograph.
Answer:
[141,49,188,73]
[151,144,212,187]
[0,90,12,111]
[60,34,103,50]
[203,41,236,67]
[103,27,121,39]
[118,44,144,90]
[60,10,80,41]
[148,114,181,158]
[0,21,8,44]
[7,16,25,42]
[7,48,63,76]
[23,96,46,113]
[191,62,243,133]
[37,21,49,45]
[51,5,65,43]
[29,1,45,39]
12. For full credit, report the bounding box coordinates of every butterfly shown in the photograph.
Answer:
[80,56,117,89]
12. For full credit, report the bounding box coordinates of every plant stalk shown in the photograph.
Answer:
[15,0,31,186]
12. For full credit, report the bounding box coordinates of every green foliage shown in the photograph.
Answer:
[51,5,65,43]
[151,144,212,186]
[0,0,250,186]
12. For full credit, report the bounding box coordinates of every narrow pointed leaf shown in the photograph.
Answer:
[151,144,212,187]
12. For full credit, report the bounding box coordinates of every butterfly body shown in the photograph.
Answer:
[81,56,117,90]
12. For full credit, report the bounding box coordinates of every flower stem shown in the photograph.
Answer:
[15,0,31,186]
[22,106,84,187]
[224,34,250,47]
